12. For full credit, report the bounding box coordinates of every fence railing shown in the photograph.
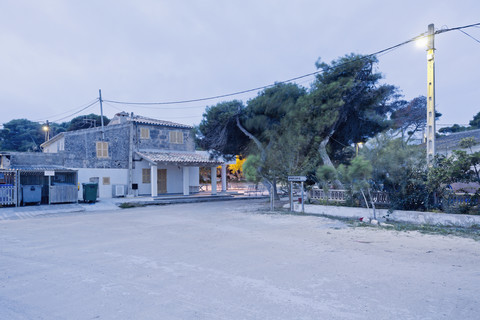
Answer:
[0,185,16,206]
[444,193,479,206]
[309,189,390,205]
[310,189,347,202]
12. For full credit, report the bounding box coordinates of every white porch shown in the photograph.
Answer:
[134,151,225,197]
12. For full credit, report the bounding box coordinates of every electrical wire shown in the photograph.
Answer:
[100,36,425,106]
[49,99,99,123]
[458,29,480,44]
[32,98,100,123]
[101,22,479,107]
[435,22,480,34]
[104,100,216,110]
[2,22,478,129]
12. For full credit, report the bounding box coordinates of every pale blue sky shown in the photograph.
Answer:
[1,0,479,127]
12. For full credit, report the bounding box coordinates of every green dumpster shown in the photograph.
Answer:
[82,183,98,203]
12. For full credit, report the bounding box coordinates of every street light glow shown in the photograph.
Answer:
[415,35,428,48]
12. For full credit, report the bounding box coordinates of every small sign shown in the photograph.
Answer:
[44,170,55,176]
[288,176,307,182]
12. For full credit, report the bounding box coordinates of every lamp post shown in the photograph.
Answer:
[355,142,364,157]
[426,23,436,166]
[42,120,50,142]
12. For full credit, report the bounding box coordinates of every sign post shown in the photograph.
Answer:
[288,176,307,212]
[44,171,55,205]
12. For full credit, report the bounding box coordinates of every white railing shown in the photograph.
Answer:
[310,189,389,204]
[310,189,348,202]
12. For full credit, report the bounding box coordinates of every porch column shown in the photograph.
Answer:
[151,164,158,197]
[211,166,217,195]
[221,164,227,193]
[183,166,190,196]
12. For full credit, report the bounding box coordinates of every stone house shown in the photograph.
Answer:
[436,128,480,156]
[41,112,223,199]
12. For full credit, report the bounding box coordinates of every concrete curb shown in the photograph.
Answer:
[290,203,480,228]
[121,195,268,206]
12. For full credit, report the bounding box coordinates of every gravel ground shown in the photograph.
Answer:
[1,199,479,319]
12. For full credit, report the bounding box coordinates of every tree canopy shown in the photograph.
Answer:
[0,114,110,152]
[0,119,44,151]
[67,114,110,131]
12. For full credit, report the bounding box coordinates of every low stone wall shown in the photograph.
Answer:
[292,204,480,228]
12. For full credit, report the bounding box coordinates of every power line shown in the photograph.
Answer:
[104,22,479,107]
[49,99,99,123]
[458,29,480,44]
[33,98,100,123]
[435,22,480,34]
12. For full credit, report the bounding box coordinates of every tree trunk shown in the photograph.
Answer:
[318,135,344,188]
[236,116,265,161]
[237,116,280,200]
[367,188,376,220]
[272,177,279,201]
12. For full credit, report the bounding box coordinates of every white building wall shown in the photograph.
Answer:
[76,168,128,200]
[189,167,199,187]
[132,159,185,195]
[133,159,152,196]
[166,165,183,193]
[43,137,65,153]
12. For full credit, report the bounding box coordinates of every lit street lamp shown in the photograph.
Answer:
[43,120,50,142]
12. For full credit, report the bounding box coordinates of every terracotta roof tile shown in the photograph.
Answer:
[132,116,192,129]
[436,129,480,150]
[136,151,222,165]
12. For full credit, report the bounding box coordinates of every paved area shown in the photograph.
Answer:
[1,200,479,319]
[0,193,266,221]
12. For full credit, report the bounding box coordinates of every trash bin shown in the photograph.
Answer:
[22,185,42,205]
[82,183,98,203]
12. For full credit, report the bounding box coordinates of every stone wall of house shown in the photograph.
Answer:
[135,124,195,152]
[63,124,130,169]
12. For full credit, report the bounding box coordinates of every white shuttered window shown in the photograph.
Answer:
[169,131,184,144]
[96,141,109,158]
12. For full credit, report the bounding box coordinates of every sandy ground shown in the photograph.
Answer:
[0,199,479,320]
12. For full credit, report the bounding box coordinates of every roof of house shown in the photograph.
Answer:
[9,165,76,172]
[40,132,64,148]
[136,151,222,166]
[109,112,192,129]
[131,115,193,129]
[436,128,480,151]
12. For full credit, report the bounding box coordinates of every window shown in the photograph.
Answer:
[103,177,110,185]
[169,130,184,144]
[96,141,109,158]
[142,168,151,183]
[140,127,150,139]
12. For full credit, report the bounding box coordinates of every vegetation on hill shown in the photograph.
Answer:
[0,114,110,152]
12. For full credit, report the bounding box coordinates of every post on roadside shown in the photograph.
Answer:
[45,170,55,205]
[288,176,307,212]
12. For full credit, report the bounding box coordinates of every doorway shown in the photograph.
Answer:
[157,169,167,194]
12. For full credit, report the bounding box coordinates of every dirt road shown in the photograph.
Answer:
[1,200,479,319]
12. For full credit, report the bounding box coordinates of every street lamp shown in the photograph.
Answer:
[43,120,50,142]
[355,142,364,157]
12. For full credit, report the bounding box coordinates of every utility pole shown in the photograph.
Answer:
[99,89,105,140]
[426,23,436,165]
